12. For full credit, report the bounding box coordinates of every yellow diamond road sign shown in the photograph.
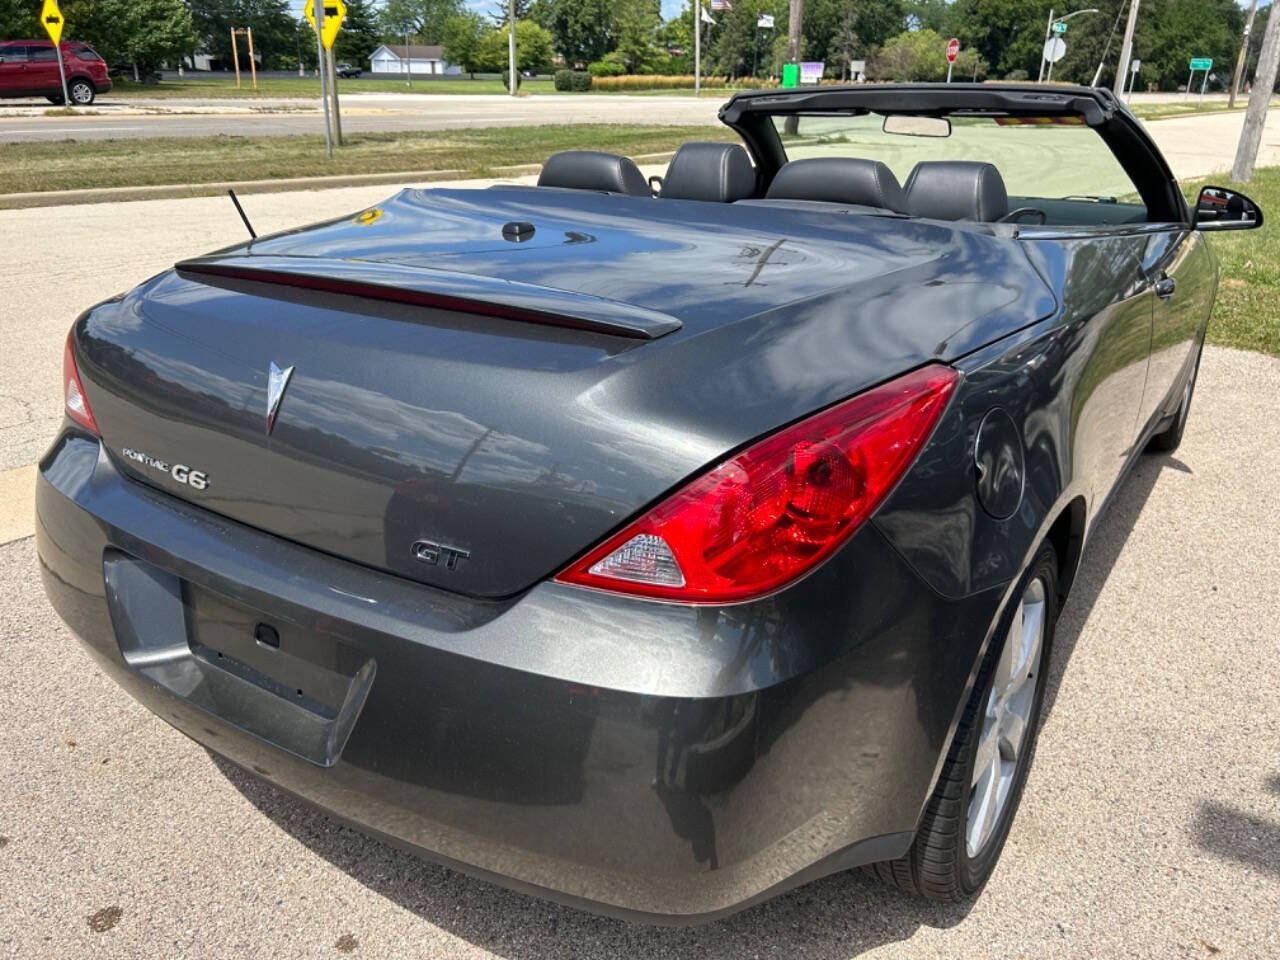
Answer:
[41,0,65,46]
[304,0,346,51]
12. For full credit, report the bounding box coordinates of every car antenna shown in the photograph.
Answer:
[227,189,257,240]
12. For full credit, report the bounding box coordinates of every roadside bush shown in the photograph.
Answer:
[1004,69,1029,81]
[554,68,574,91]
[588,59,626,77]
[570,71,592,91]
[501,70,521,91]
[589,74,736,91]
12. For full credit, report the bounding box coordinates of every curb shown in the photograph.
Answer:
[0,150,681,211]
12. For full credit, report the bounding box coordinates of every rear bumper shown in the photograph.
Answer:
[36,430,1004,923]
[95,76,113,93]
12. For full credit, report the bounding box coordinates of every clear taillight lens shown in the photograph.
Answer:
[555,365,959,603]
[63,328,99,435]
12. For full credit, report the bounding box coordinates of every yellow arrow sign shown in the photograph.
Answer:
[304,0,346,51]
[41,0,65,46]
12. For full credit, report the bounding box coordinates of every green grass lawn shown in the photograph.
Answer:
[0,124,732,194]
[109,73,555,98]
[1185,167,1280,356]
[1130,102,1247,121]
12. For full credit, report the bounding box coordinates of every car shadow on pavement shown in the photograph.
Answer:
[211,450,1185,958]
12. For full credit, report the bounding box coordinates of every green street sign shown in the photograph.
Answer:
[1189,57,1212,70]
[1052,22,1067,34]
[781,62,799,88]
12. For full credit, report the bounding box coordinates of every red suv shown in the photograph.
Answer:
[0,39,112,104]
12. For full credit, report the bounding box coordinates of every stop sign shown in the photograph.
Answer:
[946,37,960,63]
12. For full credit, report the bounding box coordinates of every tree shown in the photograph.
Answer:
[334,0,383,67]
[477,19,555,72]
[190,0,299,69]
[542,0,615,65]
[488,0,537,27]
[613,0,662,72]
[379,0,464,42]
[441,11,488,76]
[0,0,195,69]
[868,27,985,80]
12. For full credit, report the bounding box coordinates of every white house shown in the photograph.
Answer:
[369,44,460,77]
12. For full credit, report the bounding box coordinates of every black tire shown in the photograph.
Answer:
[68,78,96,105]
[1147,347,1201,453]
[865,540,1059,901]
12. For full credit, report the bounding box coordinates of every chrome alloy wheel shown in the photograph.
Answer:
[966,576,1047,858]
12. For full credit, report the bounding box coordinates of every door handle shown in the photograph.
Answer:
[1154,275,1176,301]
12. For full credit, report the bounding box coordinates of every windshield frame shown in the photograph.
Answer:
[719,83,1187,224]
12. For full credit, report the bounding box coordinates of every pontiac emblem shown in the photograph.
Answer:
[266,361,294,436]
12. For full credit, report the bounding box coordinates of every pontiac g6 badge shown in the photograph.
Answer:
[121,447,209,490]
[266,361,294,436]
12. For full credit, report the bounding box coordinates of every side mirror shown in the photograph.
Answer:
[1192,185,1264,231]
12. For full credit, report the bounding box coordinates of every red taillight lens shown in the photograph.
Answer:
[63,329,99,436]
[556,365,959,603]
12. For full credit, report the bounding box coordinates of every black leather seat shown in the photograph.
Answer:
[903,161,1009,221]
[537,150,650,196]
[659,142,756,202]
[763,157,908,213]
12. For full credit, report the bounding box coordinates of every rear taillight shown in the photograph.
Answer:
[63,328,99,435]
[556,364,959,603]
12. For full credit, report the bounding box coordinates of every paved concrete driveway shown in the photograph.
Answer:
[2,345,1277,958]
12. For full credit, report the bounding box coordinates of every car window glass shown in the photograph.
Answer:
[72,47,102,61]
[773,113,1148,225]
[1,46,29,62]
[29,46,58,62]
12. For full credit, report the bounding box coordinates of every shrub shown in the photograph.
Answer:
[554,68,574,91]
[588,59,626,77]
[570,70,593,91]
[501,70,521,90]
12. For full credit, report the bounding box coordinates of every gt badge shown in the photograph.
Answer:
[266,361,294,436]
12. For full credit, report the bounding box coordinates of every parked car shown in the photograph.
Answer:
[0,39,111,104]
[38,83,1262,923]
[335,62,362,78]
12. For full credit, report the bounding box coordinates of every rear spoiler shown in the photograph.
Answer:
[174,255,683,341]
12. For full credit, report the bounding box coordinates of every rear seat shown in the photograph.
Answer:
[537,150,650,196]
[751,157,909,214]
[658,143,756,202]
[903,161,1008,221]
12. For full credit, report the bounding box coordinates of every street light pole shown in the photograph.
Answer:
[1038,8,1054,83]
[1230,0,1259,109]
[1113,0,1140,97]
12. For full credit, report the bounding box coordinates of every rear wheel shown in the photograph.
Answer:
[1147,347,1201,453]
[866,541,1058,900]
[68,79,95,105]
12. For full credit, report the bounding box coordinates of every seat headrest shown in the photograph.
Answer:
[538,150,650,196]
[765,157,908,213]
[903,161,1008,222]
[660,142,755,202]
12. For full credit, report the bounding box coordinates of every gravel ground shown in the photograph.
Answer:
[1,345,1277,958]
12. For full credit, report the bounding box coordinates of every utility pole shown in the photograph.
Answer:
[784,0,803,131]
[1038,8,1053,82]
[1113,0,1139,98]
[315,0,332,157]
[1230,0,1259,109]
[326,45,342,145]
[508,0,517,96]
[1231,0,1280,182]
[694,1,701,96]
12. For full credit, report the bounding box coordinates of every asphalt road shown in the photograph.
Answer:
[2,345,1277,958]
[0,93,725,142]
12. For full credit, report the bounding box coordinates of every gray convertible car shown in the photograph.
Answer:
[38,83,1261,922]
